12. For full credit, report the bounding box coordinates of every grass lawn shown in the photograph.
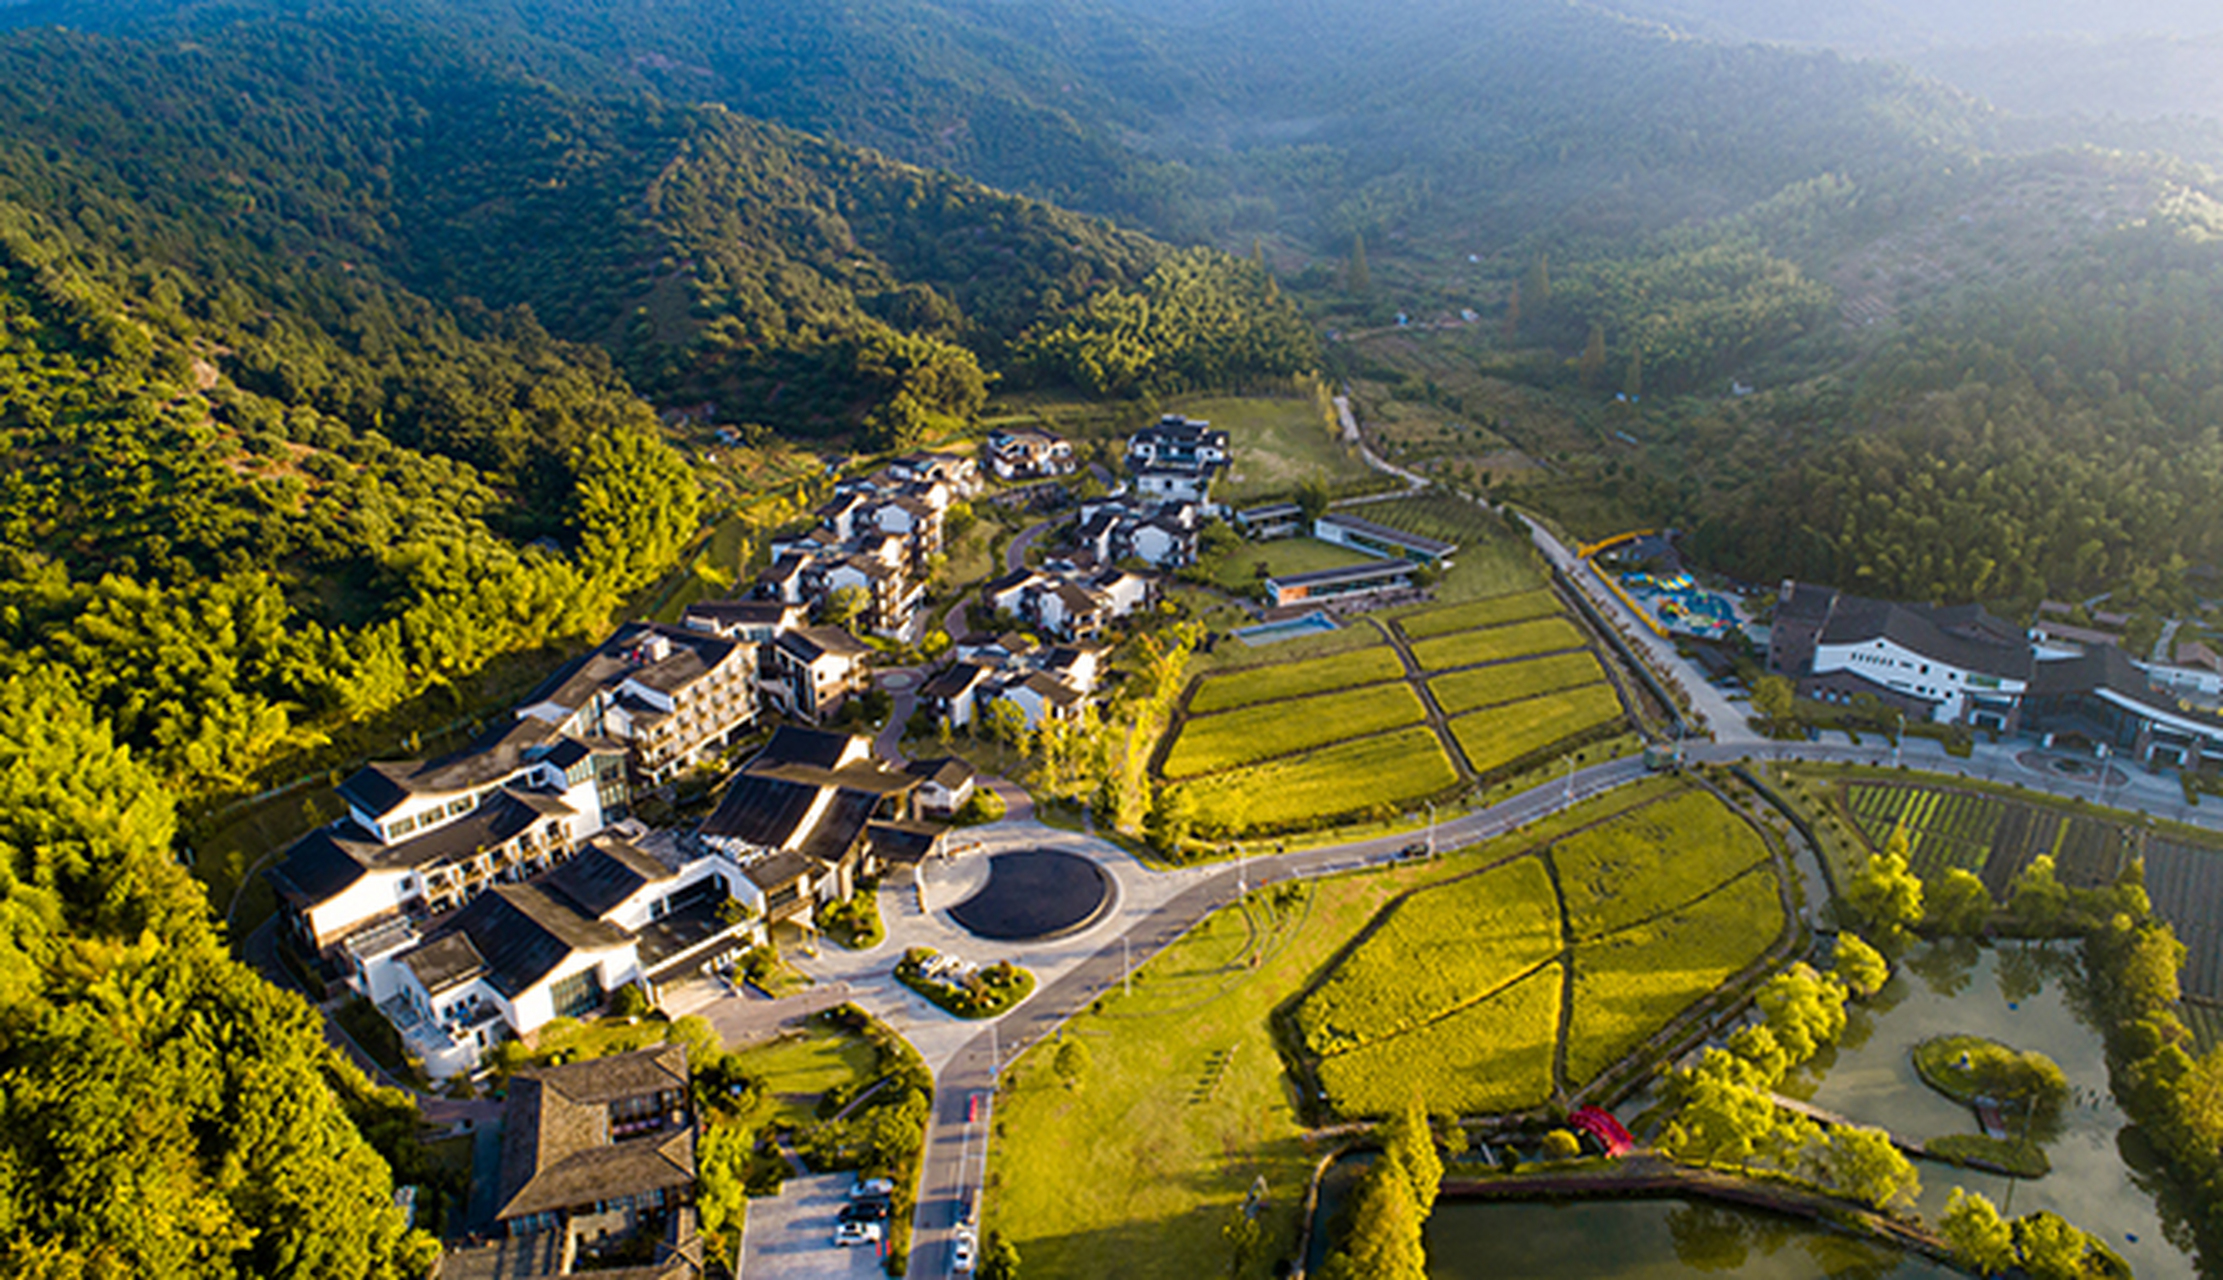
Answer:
[1199,536,1377,594]
[1564,866,1785,1084]
[1553,789,1773,940]
[989,853,1510,1280]
[734,1024,883,1128]
[1410,617,1585,671]
[1314,962,1561,1118]
[1429,652,1605,716]
[1186,645,1405,715]
[1177,394,1377,504]
[1397,588,1563,640]
[1447,684,1625,776]
[1162,683,1429,780]
[1183,726,1459,834]
[1358,493,1547,603]
[1295,855,1562,1056]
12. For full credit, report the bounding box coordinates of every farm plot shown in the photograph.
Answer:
[2136,839,2223,999]
[1447,684,1625,777]
[1411,617,1585,671]
[1554,789,1773,940]
[1182,727,1459,834]
[1187,646,1406,715]
[1565,866,1786,1085]
[1295,856,1562,1057]
[1845,783,2003,880]
[1398,588,1562,640]
[1430,651,1604,717]
[1162,684,1428,780]
[1314,964,1561,1118]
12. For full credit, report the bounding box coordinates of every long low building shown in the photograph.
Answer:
[1266,559,1419,608]
[1314,512,1457,564]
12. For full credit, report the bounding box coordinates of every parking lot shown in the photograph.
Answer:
[738,1173,890,1279]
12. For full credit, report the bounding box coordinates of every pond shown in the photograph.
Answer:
[1779,939,2199,1278]
[1426,1198,1953,1278]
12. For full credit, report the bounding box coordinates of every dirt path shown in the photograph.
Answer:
[1367,616,1475,784]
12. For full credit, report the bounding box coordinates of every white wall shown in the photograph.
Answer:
[309,869,413,947]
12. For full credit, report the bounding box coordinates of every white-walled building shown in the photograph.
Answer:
[516,622,759,787]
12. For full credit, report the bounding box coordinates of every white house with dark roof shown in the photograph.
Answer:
[1314,512,1457,564]
[986,428,1076,481]
[1126,415,1229,504]
[1769,581,2032,730]
[762,626,872,723]
[516,622,759,786]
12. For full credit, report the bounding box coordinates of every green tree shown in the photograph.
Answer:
[2010,854,2071,931]
[822,584,873,633]
[1847,827,1924,943]
[1927,868,1994,936]
[1380,1095,1444,1216]
[1297,476,1333,525]
[1317,1161,1425,1280]
[1751,675,1794,725]
[1755,963,1848,1064]
[1539,1129,1582,1160]
[1940,1189,2016,1276]
[1348,233,1371,295]
[1146,784,1196,857]
[1832,934,1890,999]
[1578,323,1607,389]
[1822,1126,1919,1212]
[980,1233,1022,1280]
[1501,278,1522,343]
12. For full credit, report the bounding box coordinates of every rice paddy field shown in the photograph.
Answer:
[1447,684,1625,777]
[1162,583,1627,834]
[1295,781,1789,1118]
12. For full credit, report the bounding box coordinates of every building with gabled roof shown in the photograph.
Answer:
[763,626,873,723]
[496,1044,696,1247]
[1768,580,2032,730]
[516,622,759,787]
[1126,415,1229,504]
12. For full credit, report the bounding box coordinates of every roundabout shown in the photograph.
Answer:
[947,848,1116,942]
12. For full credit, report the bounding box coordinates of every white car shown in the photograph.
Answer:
[951,1228,977,1273]
[851,1177,895,1200]
[834,1219,882,1248]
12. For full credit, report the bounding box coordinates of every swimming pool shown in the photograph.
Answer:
[1234,610,1340,645]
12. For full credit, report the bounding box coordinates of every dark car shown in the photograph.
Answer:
[841,1199,890,1224]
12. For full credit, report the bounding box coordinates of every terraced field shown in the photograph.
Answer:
[1411,617,1585,671]
[1398,588,1562,640]
[1296,783,1789,1118]
[1181,727,1460,834]
[1162,684,1428,780]
[1187,646,1406,714]
[1430,651,1605,716]
[1447,684,1624,777]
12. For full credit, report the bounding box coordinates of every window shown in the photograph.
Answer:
[548,967,605,1021]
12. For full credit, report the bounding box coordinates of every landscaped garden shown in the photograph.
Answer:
[894,947,1037,1018]
[987,777,1793,1280]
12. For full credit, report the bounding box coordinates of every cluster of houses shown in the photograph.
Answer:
[759,451,980,640]
[1768,579,2223,771]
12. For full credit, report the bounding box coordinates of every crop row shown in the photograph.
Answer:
[1295,856,1562,1057]
[1553,790,1772,941]
[1162,683,1428,780]
[1183,726,1459,835]
[1447,683,1624,777]
[1186,645,1406,715]
[1429,651,1605,717]
[1411,617,1584,672]
[1564,866,1784,1084]
[1398,588,1562,640]
[1314,964,1562,1118]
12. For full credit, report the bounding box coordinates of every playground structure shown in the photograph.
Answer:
[1569,1106,1635,1157]
[1578,530,1742,643]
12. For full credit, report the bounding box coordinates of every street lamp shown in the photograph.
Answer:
[1427,801,1437,857]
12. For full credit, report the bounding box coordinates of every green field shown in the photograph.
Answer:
[1447,684,1625,777]
[988,781,1789,1280]
[1564,866,1785,1083]
[1295,856,1561,1056]
[1187,646,1406,715]
[1183,727,1459,833]
[733,1024,884,1127]
[1181,394,1380,504]
[1411,617,1585,671]
[1398,588,1563,640]
[1314,963,1563,1118]
[1429,651,1605,716]
[1555,789,1773,940]
[1357,493,1546,602]
[1163,683,1429,780]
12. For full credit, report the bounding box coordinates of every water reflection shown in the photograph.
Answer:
[1426,1199,1950,1279]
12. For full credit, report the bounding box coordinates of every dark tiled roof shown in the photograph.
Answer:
[867,821,944,865]
[699,774,821,848]
[982,568,1035,596]
[540,840,674,920]
[2031,645,2188,718]
[1020,672,1085,705]
[905,757,975,790]
[683,599,793,630]
[272,789,570,909]
[1269,560,1417,590]
[416,885,631,997]
[1318,512,1456,557]
[268,822,384,906]
[1777,581,1840,623]
[402,933,488,996]
[752,726,858,771]
[742,849,816,891]
[1817,596,2033,681]
[497,1044,695,1222]
[775,627,870,664]
[919,662,986,700]
[534,624,744,710]
[797,789,880,864]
